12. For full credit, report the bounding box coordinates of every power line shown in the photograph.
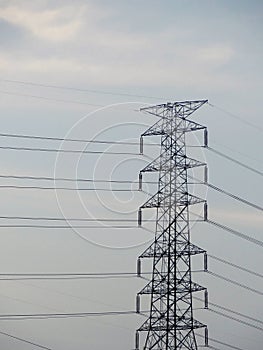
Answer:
[2,80,260,136]
[0,183,198,191]
[1,79,163,100]
[0,275,140,281]
[196,333,246,350]
[0,329,52,350]
[0,272,144,276]
[0,224,138,229]
[208,254,263,280]
[0,310,145,320]
[0,221,198,229]
[207,220,263,248]
[205,182,263,212]
[0,145,141,155]
[0,174,158,184]
[0,185,146,191]
[0,272,151,281]
[209,308,263,332]
[208,103,263,132]
[0,216,197,225]
[189,175,263,212]
[211,140,262,166]
[1,172,261,212]
[206,147,263,177]
[0,130,199,150]
[0,270,203,281]
[0,132,159,147]
[0,89,104,107]
[194,296,263,326]
[2,80,259,136]
[211,302,263,326]
[190,213,263,248]
[199,345,220,350]
[207,271,263,296]
[0,137,261,180]
[0,216,150,222]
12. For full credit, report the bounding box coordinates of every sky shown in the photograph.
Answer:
[0,0,262,349]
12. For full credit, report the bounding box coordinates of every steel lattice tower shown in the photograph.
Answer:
[135,100,209,350]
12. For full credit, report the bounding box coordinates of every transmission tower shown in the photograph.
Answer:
[135,100,209,350]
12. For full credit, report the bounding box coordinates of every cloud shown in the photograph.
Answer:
[0,1,238,90]
[0,4,86,41]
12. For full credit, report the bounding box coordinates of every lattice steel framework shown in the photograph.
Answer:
[135,100,209,350]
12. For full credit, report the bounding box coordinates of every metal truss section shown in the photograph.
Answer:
[135,100,208,350]
[139,190,205,211]
[138,280,206,296]
[140,153,206,174]
[140,100,208,120]
[141,117,205,138]
[139,242,206,259]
